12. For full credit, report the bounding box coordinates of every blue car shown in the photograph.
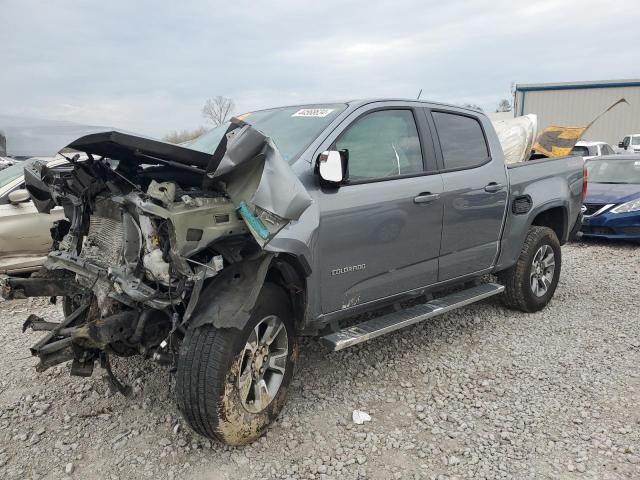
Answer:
[581,155,640,242]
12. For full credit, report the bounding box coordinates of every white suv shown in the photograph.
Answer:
[569,141,616,160]
[619,134,640,153]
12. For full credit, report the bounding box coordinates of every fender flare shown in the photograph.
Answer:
[189,254,275,330]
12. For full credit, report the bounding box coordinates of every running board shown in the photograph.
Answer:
[321,282,504,351]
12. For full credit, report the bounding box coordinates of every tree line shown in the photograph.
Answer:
[162,96,234,144]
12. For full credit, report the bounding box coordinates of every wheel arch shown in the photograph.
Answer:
[188,253,308,333]
[530,205,568,244]
[495,200,569,272]
[265,254,308,332]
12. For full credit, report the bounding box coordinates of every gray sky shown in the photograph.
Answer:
[2,0,638,137]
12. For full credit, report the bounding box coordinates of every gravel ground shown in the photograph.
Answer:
[1,241,639,480]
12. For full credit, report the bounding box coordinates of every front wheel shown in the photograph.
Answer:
[175,283,297,446]
[498,226,561,313]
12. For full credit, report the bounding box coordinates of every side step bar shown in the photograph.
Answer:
[321,282,504,351]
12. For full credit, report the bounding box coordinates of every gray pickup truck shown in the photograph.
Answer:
[1,99,585,445]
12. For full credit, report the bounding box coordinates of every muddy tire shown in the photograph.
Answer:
[498,226,561,313]
[175,283,297,446]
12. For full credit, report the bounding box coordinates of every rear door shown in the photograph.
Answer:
[315,103,444,313]
[427,109,508,281]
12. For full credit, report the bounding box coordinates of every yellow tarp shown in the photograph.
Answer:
[533,126,586,157]
[532,98,628,158]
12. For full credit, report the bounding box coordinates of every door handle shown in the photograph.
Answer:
[484,182,504,193]
[413,193,440,204]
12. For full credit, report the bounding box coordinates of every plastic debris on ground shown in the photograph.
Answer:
[352,409,372,425]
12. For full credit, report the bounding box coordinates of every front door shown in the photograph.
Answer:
[315,107,444,313]
[0,199,64,271]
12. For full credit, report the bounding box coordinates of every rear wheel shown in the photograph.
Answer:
[498,226,561,312]
[175,283,297,445]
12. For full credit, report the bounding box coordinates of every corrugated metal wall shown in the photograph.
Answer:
[514,86,640,145]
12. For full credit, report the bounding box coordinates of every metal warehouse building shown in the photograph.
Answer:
[514,79,640,146]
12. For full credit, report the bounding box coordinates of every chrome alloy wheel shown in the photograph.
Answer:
[530,244,555,297]
[238,315,289,413]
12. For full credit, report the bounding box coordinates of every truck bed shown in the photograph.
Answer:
[496,155,585,270]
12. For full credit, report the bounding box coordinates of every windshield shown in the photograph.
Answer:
[586,159,640,184]
[186,104,347,163]
[569,146,591,157]
[0,160,29,189]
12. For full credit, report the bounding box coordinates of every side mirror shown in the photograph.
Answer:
[316,150,346,184]
[8,189,31,204]
[618,142,624,148]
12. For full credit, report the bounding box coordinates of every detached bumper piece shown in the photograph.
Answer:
[25,298,91,372]
[0,274,82,300]
[23,299,136,395]
[21,288,170,391]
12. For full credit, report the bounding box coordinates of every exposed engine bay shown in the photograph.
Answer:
[6,120,312,388]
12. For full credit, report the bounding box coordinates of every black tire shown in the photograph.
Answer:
[175,283,298,446]
[498,226,561,313]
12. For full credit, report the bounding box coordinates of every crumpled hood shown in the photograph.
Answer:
[66,130,213,169]
[0,115,213,169]
[26,118,313,247]
[585,182,640,205]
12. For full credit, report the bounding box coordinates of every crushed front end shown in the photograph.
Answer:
[4,123,311,388]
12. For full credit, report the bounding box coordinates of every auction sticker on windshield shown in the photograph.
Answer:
[292,108,335,117]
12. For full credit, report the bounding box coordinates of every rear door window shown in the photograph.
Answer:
[432,112,489,170]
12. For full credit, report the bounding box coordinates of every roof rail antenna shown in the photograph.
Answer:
[416,89,423,100]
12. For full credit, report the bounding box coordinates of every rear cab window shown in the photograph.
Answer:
[431,111,489,170]
[569,146,590,157]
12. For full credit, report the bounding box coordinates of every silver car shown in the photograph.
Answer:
[0,158,66,274]
[0,157,15,171]
[0,116,109,274]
